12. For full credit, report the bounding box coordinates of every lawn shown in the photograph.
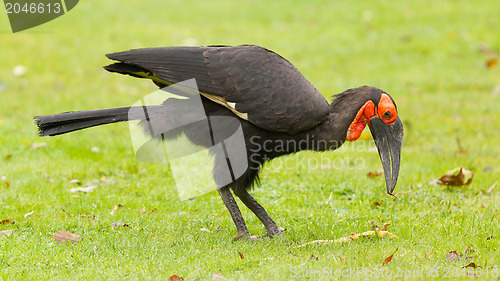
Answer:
[1,0,499,280]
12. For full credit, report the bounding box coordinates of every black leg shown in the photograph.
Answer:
[217,186,249,238]
[233,187,282,237]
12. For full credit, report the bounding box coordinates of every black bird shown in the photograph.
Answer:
[35,45,404,238]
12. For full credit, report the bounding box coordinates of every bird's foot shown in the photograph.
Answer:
[249,226,286,240]
[233,227,286,240]
[232,231,251,241]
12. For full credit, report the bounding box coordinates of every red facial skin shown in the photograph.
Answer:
[346,94,397,142]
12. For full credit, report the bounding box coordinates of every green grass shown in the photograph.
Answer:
[1,0,500,280]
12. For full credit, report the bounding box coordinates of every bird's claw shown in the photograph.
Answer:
[246,227,286,240]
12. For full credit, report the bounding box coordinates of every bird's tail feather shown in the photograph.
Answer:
[34,106,162,136]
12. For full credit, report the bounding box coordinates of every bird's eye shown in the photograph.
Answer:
[383,110,391,120]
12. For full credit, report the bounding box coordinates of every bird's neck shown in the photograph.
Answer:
[295,96,370,152]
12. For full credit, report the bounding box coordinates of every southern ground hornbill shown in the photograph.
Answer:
[35,45,404,239]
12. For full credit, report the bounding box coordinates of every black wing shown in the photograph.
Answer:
[104,45,330,135]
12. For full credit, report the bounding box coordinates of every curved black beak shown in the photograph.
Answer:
[368,117,404,195]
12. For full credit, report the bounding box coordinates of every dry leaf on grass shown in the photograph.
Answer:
[69,179,80,184]
[0,230,14,240]
[445,246,475,262]
[445,251,461,261]
[462,262,478,269]
[367,169,384,178]
[438,167,473,186]
[110,204,122,215]
[238,251,244,260]
[382,248,399,266]
[487,59,498,68]
[296,222,397,247]
[30,142,48,150]
[69,185,97,193]
[168,275,184,281]
[0,219,14,225]
[51,231,80,244]
[149,208,157,214]
[111,223,129,230]
[309,254,319,260]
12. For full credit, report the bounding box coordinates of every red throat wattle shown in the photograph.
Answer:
[346,93,398,142]
[346,100,375,141]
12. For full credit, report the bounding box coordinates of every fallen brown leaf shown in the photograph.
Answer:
[69,185,97,193]
[487,59,498,68]
[51,231,81,244]
[111,223,129,230]
[380,222,391,231]
[382,248,398,266]
[438,167,473,186]
[462,262,478,269]
[309,254,319,260]
[110,204,122,215]
[445,251,461,261]
[464,246,474,255]
[0,219,14,225]
[168,275,184,281]
[149,208,157,214]
[69,179,81,184]
[367,169,384,178]
[238,251,244,260]
[30,142,48,149]
[0,230,14,240]
[487,182,497,193]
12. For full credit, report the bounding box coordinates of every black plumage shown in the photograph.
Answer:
[35,45,403,238]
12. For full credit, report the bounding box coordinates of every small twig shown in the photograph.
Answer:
[487,181,497,193]
[394,190,412,196]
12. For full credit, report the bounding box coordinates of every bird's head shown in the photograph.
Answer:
[338,86,404,195]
